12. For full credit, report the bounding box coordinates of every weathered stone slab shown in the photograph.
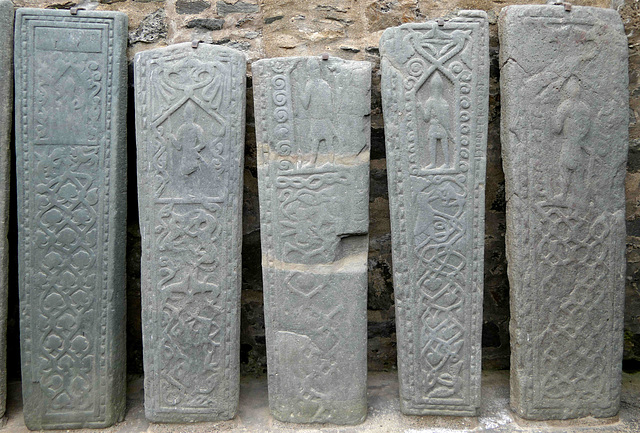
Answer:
[15,8,128,430]
[0,0,12,422]
[380,11,488,416]
[253,56,371,425]
[499,5,628,420]
[134,43,245,423]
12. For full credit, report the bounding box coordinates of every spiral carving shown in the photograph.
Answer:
[276,140,292,156]
[274,106,288,123]
[408,58,425,77]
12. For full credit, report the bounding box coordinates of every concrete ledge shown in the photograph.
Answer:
[3,371,640,432]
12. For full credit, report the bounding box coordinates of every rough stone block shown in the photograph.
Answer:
[0,0,12,422]
[380,10,489,416]
[253,56,371,425]
[499,4,628,420]
[134,42,246,423]
[217,1,258,15]
[15,8,128,430]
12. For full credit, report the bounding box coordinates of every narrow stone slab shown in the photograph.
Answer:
[15,8,128,430]
[253,56,371,425]
[134,43,245,423]
[0,0,12,421]
[380,11,488,416]
[499,5,628,420]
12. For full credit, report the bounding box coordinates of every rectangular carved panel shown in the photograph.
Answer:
[253,56,371,425]
[499,5,628,420]
[380,11,488,416]
[134,43,245,422]
[0,0,12,420]
[15,8,128,430]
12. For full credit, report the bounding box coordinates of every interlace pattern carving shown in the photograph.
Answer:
[380,12,488,414]
[33,147,100,414]
[254,56,370,424]
[500,5,628,419]
[16,12,126,428]
[135,43,244,420]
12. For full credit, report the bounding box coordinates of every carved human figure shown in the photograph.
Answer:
[299,60,336,165]
[54,68,86,141]
[419,73,451,169]
[553,76,592,199]
[16,9,129,429]
[172,103,206,176]
[136,43,245,422]
[381,13,488,416]
[58,69,84,113]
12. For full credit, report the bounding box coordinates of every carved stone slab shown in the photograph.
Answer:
[380,11,488,416]
[253,56,371,425]
[499,5,628,420]
[134,43,245,423]
[15,8,128,430]
[0,0,12,421]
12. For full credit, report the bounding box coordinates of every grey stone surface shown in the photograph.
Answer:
[134,42,246,423]
[176,0,211,15]
[499,5,628,421]
[253,56,371,425]
[6,370,640,432]
[0,0,11,423]
[380,10,488,416]
[185,18,224,30]
[217,1,259,15]
[14,8,128,430]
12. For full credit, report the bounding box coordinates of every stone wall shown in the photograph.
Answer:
[5,0,640,377]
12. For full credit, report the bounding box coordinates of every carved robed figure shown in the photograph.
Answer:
[15,8,128,430]
[380,10,489,416]
[500,4,628,420]
[254,56,371,425]
[134,43,245,422]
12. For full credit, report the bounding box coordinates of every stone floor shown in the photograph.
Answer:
[3,371,640,432]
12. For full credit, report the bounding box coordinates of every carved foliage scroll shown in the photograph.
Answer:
[15,9,127,430]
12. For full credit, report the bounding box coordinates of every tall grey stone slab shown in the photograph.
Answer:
[499,5,628,420]
[134,43,245,423]
[380,11,488,416]
[15,8,128,430]
[253,56,371,425]
[0,0,12,422]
